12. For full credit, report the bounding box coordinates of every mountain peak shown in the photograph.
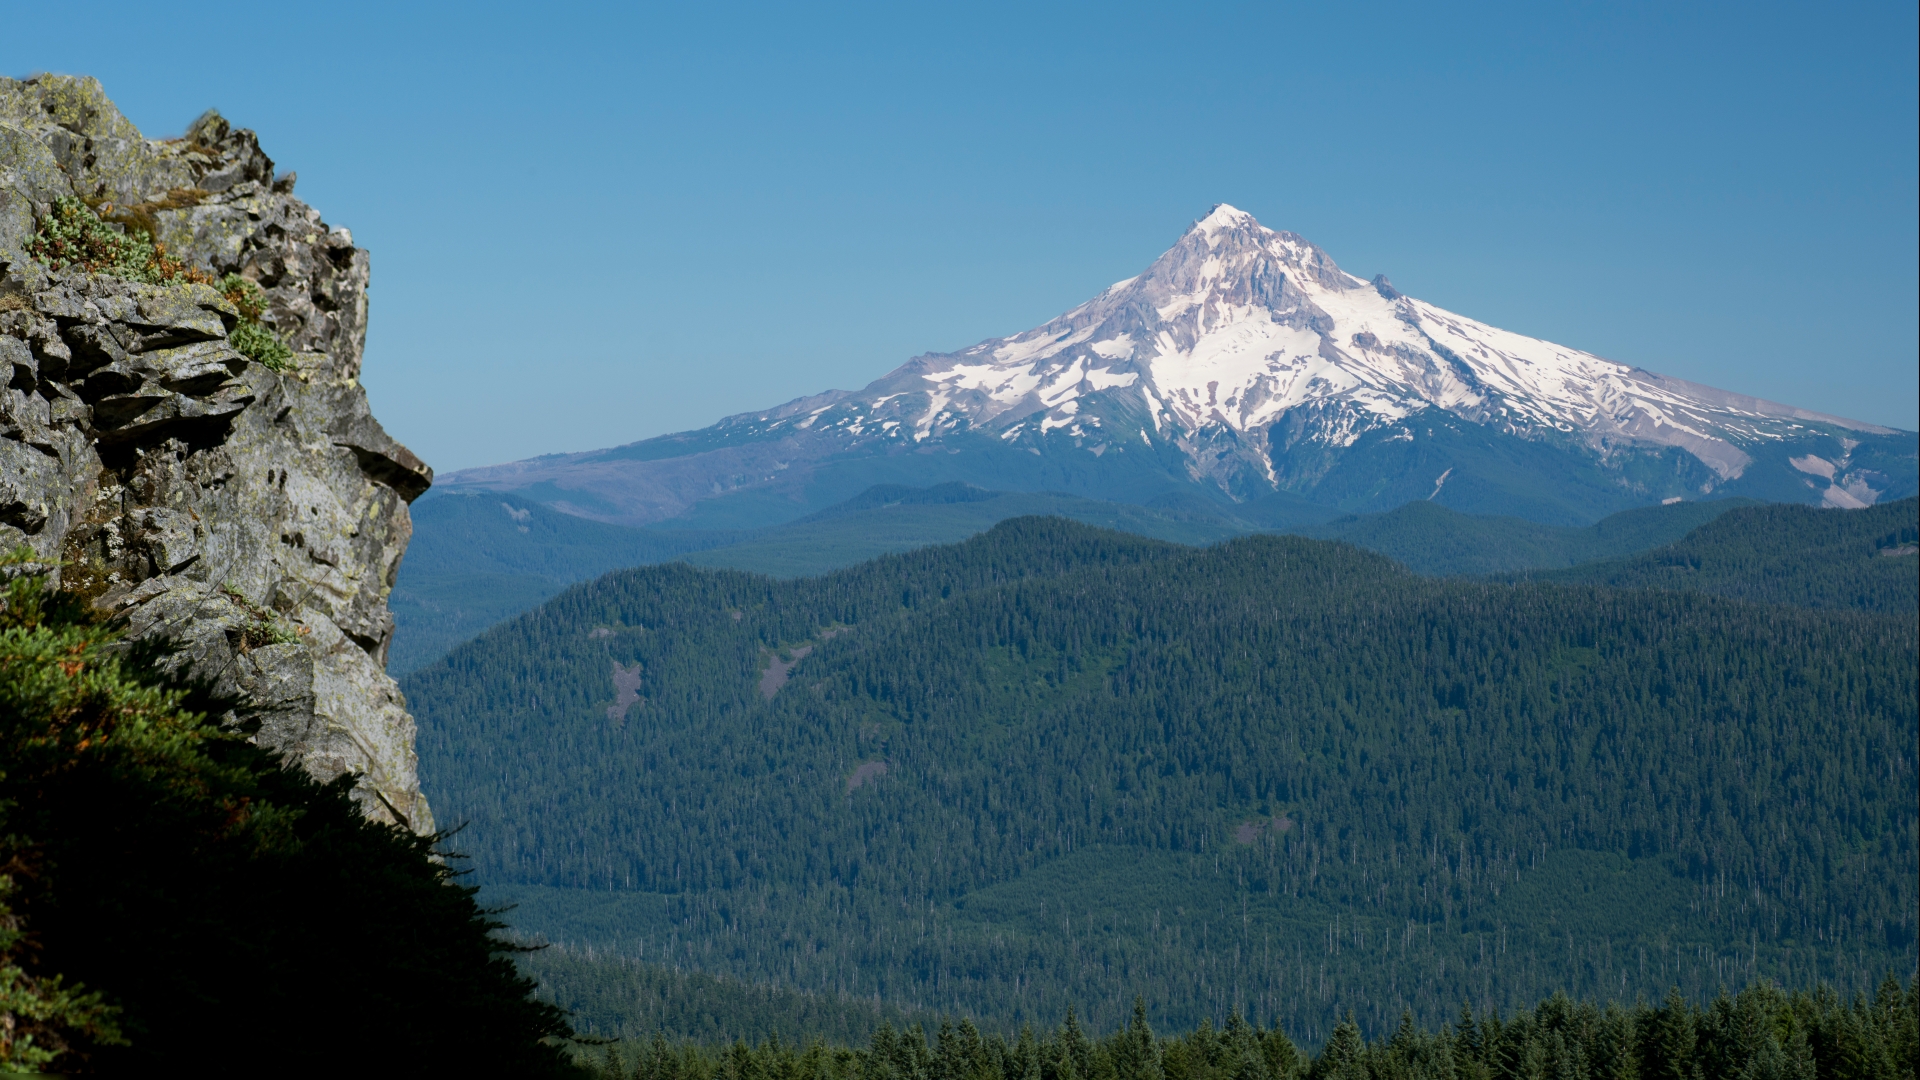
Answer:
[1195,202,1256,232]
[864,206,1906,506]
[443,207,1914,527]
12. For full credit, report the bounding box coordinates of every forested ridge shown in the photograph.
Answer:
[529,944,942,1047]
[410,507,1918,1037]
[393,484,1766,673]
[1507,498,1917,611]
[1287,498,1760,577]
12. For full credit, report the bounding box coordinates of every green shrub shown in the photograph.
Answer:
[25,201,296,373]
[218,581,301,648]
[215,272,268,321]
[218,273,295,372]
[226,316,294,371]
[26,196,207,286]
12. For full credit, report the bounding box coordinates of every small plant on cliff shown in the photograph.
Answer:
[217,273,296,373]
[27,201,296,373]
[26,196,208,286]
[219,580,301,649]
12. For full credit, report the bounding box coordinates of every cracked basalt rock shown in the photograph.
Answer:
[0,75,434,831]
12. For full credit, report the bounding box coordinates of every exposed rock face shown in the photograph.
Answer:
[0,76,434,830]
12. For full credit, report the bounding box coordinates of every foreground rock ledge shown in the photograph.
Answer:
[0,75,434,830]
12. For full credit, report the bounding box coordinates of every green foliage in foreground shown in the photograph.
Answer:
[0,553,578,1076]
[412,510,1918,1036]
[1512,498,1917,612]
[563,981,1919,1080]
[0,878,121,1070]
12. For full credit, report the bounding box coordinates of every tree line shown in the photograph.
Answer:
[568,980,1918,1080]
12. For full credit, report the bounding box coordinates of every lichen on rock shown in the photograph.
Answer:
[0,75,435,830]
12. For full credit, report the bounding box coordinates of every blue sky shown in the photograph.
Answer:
[11,1,1917,472]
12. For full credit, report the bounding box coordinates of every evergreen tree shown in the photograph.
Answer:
[1643,991,1699,1080]
[1313,1015,1366,1080]
[1261,1026,1304,1080]
[1063,1008,1094,1080]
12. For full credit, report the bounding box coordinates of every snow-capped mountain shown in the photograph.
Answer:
[444,206,1915,528]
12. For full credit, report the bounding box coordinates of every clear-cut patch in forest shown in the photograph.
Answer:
[758,646,812,699]
[845,761,888,793]
[607,662,643,724]
[1233,816,1292,844]
[758,628,848,699]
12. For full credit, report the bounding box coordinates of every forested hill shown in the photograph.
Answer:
[1290,498,1758,577]
[392,487,1757,673]
[409,516,1917,1039]
[1510,497,1918,612]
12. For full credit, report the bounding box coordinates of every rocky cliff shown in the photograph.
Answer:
[0,76,434,829]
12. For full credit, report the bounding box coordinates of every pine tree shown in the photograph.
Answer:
[1312,1014,1364,1080]
[1642,990,1697,1080]
[938,1020,964,1080]
[1260,1026,1302,1080]
[1117,997,1163,1080]
[1014,1025,1043,1080]
[1591,1006,1638,1080]
[1062,1008,1093,1080]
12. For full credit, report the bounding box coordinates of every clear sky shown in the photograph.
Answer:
[10,1,1917,472]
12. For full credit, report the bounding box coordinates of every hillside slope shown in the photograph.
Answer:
[392,489,1758,673]
[410,518,1917,1035]
[1292,497,1759,577]
[390,492,741,673]
[391,486,1251,672]
[1515,497,1918,612]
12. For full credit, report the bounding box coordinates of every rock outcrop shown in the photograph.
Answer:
[0,76,434,829]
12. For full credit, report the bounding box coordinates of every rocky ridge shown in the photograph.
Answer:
[0,76,433,828]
